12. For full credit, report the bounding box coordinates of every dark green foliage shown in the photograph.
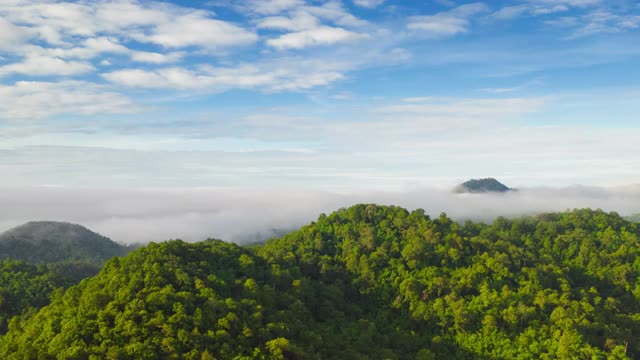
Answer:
[1,205,640,359]
[0,259,100,333]
[455,178,512,193]
[0,221,130,263]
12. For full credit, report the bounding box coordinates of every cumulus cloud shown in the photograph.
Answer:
[0,0,377,105]
[256,11,320,31]
[252,0,369,50]
[266,26,369,50]
[130,51,185,64]
[0,56,95,77]
[0,1,256,51]
[0,185,639,244]
[131,12,257,49]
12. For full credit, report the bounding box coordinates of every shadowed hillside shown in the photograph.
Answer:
[0,221,130,264]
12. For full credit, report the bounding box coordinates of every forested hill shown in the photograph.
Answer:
[455,178,512,193]
[0,259,98,333]
[0,221,130,263]
[2,205,640,359]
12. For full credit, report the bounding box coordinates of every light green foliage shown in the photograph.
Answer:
[1,205,640,359]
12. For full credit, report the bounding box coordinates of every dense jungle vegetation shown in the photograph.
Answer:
[1,205,640,359]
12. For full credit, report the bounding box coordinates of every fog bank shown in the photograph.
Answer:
[1,185,640,244]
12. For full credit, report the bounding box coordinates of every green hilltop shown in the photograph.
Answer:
[0,221,132,335]
[0,221,130,264]
[455,178,513,193]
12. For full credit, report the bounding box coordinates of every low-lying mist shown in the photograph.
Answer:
[1,185,640,244]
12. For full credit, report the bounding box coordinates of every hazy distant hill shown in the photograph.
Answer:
[454,178,512,193]
[231,227,295,244]
[0,221,130,263]
[626,214,640,223]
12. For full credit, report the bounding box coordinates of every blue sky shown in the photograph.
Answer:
[1,0,640,190]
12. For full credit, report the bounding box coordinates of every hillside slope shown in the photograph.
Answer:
[1,205,639,359]
[0,221,130,263]
[0,259,97,333]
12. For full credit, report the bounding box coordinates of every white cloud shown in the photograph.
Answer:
[83,37,130,55]
[303,1,368,28]
[0,0,257,52]
[353,0,385,9]
[266,26,369,50]
[133,11,257,49]
[256,11,320,31]
[131,51,184,64]
[492,5,534,20]
[102,68,188,88]
[2,183,640,244]
[0,0,373,100]
[102,61,345,91]
[222,96,547,145]
[270,70,343,90]
[0,56,94,77]
[569,10,640,37]
[253,1,370,50]
[244,0,304,15]
[0,81,138,120]
[6,2,98,42]
[492,3,575,20]
[0,17,30,50]
[529,0,601,7]
[532,5,569,15]
[380,97,545,117]
[94,0,173,29]
[408,3,489,38]
[19,37,130,60]
[543,9,640,38]
[102,67,272,89]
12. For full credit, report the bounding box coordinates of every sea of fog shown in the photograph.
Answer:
[1,185,640,244]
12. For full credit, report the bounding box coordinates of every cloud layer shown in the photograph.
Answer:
[0,0,638,228]
[1,185,640,245]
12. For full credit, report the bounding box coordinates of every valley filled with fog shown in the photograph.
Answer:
[2,184,640,244]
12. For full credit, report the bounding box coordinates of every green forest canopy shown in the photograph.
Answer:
[1,205,640,359]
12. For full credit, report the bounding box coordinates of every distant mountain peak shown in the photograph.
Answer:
[0,221,129,263]
[454,178,513,194]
